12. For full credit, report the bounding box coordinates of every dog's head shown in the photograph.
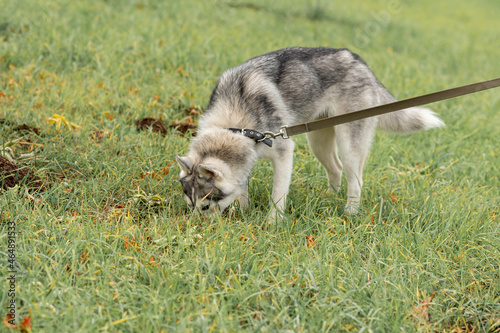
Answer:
[176,155,245,215]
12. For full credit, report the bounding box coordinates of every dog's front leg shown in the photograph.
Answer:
[229,189,249,217]
[236,182,249,209]
[268,140,295,222]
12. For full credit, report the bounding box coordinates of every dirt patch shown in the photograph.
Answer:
[135,117,168,135]
[0,118,13,126]
[0,156,48,191]
[1,119,40,135]
[169,120,197,137]
[90,129,110,142]
[14,124,40,135]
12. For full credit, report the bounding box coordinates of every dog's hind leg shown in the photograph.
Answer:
[335,119,376,214]
[306,126,343,192]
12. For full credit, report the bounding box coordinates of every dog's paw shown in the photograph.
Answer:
[266,208,285,224]
[344,203,360,215]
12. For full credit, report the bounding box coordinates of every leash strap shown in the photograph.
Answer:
[281,78,500,137]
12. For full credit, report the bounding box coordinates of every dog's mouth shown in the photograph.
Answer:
[191,200,236,217]
[192,200,218,216]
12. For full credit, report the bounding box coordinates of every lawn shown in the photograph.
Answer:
[1,0,499,331]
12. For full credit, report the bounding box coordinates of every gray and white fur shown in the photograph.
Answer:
[176,47,444,219]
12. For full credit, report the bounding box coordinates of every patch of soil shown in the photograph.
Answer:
[1,119,40,136]
[135,117,167,135]
[0,156,48,191]
[0,118,13,126]
[90,129,110,142]
[169,120,197,136]
[14,124,40,135]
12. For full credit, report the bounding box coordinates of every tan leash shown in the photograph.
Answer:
[262,78,500,140]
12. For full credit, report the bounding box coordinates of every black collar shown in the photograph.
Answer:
[226,128,273,147]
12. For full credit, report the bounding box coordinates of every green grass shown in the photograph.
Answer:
[1,0,499,331]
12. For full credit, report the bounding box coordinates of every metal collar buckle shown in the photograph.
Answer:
[261,126,289,140]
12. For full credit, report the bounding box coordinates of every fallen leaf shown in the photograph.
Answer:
[46,114,79,130]
[20,315,32,332]
[411,294,434,323]
[306,233,316,248]
[161,165,170,175]
[177,66,189,77]
[149,255,159,265]
[140,170,164,181]
[184,106,202,117]
[47,113,68,129]
[123,237,141,251]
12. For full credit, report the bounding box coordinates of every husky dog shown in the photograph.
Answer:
[176,47,444,218]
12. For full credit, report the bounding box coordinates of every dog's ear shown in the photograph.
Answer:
[197,164,223,180]
[176,156,193,174]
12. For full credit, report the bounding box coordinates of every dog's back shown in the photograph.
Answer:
[204,47,385,130]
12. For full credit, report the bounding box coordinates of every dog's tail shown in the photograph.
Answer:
[377,106,445,134]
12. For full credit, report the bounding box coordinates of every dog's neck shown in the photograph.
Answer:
[190,128,259,179]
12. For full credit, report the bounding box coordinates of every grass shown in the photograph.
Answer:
[1,0,499,331]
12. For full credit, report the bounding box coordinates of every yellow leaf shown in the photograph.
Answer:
[46,114,78,130]
[112,315,137,325]
[48,280,56,289]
